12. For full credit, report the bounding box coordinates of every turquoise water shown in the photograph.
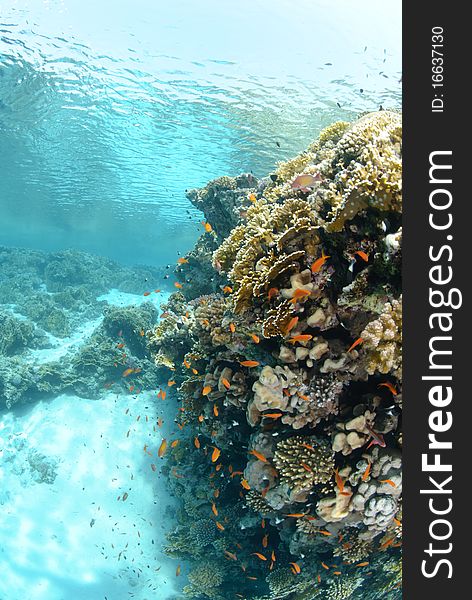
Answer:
[0,2,402,600]
[1,0,400,265]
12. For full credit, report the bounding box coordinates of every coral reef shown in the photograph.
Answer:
[151,111,402,599]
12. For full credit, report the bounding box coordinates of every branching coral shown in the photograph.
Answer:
[361,296,402,376]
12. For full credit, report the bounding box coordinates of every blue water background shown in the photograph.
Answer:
[0,0,401,266]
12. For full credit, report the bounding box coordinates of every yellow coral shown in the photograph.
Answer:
[361,296,402,376]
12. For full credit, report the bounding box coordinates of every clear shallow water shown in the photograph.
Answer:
[0,0,401,265]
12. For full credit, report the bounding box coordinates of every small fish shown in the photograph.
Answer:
[168,380,176,386]
[221,378,231,390]
[318,530,332,536]
[378,382,398,395]
[211,447,221,463]
[184,360,191,369]
[347,337,364,353]
[202,386,212,396]
[262,534,268,548]
[177,257,189,264]
[158,439,167,458]
[154,289,161,293]
[289,562,301,574]
[176,565,181,576]
[214,489,220,498]
[290,288,311,303]
[287,334,313,344]
[239,360,260,367]
[230,471,244,478]
[261,519,265,528]
[291,173,322,192]
[202,221,212,232]
[241,479,251,490]
[174,282,183,289]
[143,291,151,296]
[380,537,394,550]
[250,334,260,344]
[122,492,129,501]
[356,562,369,567]
[365,424,386,449]
[321,562,329,570]
[317,574,321,583]
[248,450,268,463]
[216,521,225,531]
[171,440,179,448]
[192,368,199,375]
[334,469,345,493]
[301,443,315,451]
[151,464,157,472]
[333,571,342,576]
[380,479,397,488]
[284,513,306,518]
[362,462,371,481]
[122,368,134,378]
[393,517,402,527]
[157,417,163,427]
[224,550,238,561]
[213,404,219,417]
[223,286,233,294]
[267,287,279,301]
[248,193,257,203]
[229,323,236,333]
[116,343,125,349]
[311,250,331,274]
[285,316,299,333]
[198,415,204,423]
[252,553,267,561]
[271,550,276,562]
[194,436,200,449]
[246,576,257,580]
[211,502,218,516]
[355,250,369,262]
[262,412,283,419]
[301,463,312,472]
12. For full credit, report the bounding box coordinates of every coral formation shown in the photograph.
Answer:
[149,111,402,599]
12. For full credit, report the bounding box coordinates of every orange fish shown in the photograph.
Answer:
[380,479,397,488]
[268,287,279,301]
[318,530,332,536]
[248,450,268,463]
[333,571,342,576]
[252,553,267,561]
[215,521,225,531]
[214,489,220,498]
[202,386,212,396]
[230,471,244,478]
[271,550,276,562]
[221,378,231,390]
[356,562,369,567]
[362,462,371,481]
[176,564,181,576]
[211,447,221,463]
[262,412,283,419]
[192,368,199,375]
[223,286,233,294]
[158,439,167,457]
[171,440,179,448]
[380,537,394,550]
[334,469,345,493]
[201,318,210,326]
[291,172,322,191]
[183,359,191,369]
[301,463,312,472]
[154,289,161,293]
[262,534,268,548]
[202,221,212,232]
[355,250,369,262]
[213,404,219,417]
[289,562,301,574]
[378,382,398,395]
[261,518,265,529]
[248,193,257,203]
[174,282,183,289]
[393,517,402,527]
[122,368,134,378]
[347,337,363,353]
[317,574,321,583]
[224,550,238,561]
[143,291,151,296]
[198,415,204,423]
[168,380,176,386]
[285,316,299,333]
[321,562,329,570]
[241,479,251,490]
[287,334,313,344]
[116,343,125,349]
[311,250,330,273]
[250,334,260,344]
[284,513,306,518]
[229,323,236,333]
[211,502,218,516]
[177,257,189,264]
[239,360,260,367]
[290,288,311,303]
